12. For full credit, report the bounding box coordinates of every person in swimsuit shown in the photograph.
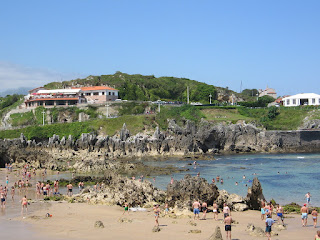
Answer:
[164,203,169,215]
[315,230,320,240]
[0,191,6,209]
[153,204,160,226]
[212,202,218,220]
[223,203,231,219]
[67,183,73,197]
[11,186,15,201]
[201,201,208,220]
[306,192,311,206]
[123,203,129,215]
[312,209,318,228]
[193,200,200,220]
[276,204,284,225]
[301,204,309,227]
[261,200,266,220]
[224,213,232,240]
[21,195,28,217]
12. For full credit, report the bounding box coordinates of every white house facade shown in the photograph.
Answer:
[282,93,320,107]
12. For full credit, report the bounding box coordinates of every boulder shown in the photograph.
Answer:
[166,175,219,209]
[245,177,265,210]
[94,220,104,228]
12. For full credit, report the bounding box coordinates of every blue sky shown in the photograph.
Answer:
[1,0,319,96]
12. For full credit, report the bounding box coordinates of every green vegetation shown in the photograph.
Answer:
[0,94,24,118]
[200,107,253,124]
[0,114,155,140]
[44,72,224,103]
[118,102,148,115]
[156,105,205,129]
[238,95,275,108]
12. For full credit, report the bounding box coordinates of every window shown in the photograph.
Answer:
[312,98,315,104]
[86,93,90,96]
[286,99,290,105]
[319,98,320,104]
[112,92,115,95]
[109,92,111,95]
[292,99,296,105]
[93,92,99,95]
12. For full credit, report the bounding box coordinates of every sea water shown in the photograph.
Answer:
[147,153,320,206]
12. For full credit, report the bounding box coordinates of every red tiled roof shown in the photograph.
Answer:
[80,86,117,91]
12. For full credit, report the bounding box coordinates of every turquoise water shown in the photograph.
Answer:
[147,153,320,206]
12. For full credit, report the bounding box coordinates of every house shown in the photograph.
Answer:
[80,86,118,103]
[282,93,320,107]
[258,87,277,99]
[24,85,119,108]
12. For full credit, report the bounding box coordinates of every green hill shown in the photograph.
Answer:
[44,71,222,103]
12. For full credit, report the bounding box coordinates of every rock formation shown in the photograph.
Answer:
[245,177,265,210]
[166,175,219,209]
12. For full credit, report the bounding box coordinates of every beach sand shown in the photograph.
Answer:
[19,202,317,240]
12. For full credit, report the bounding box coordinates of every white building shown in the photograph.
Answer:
[282,93,320,107]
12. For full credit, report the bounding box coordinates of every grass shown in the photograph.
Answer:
[9,111,35,127]
[201,108,253,124]
[0,114,155,140]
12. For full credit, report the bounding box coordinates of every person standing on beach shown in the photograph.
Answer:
[312,209,318,228]
[123,203,129,215]
[11,186,15,201]
[201,201,208,220]
[212,202,218,220]
[276,205,284,225]
[261,200,266,220]
[301,203,308,227]
[21,195,28,217]
[153,204,160,226]
[223,203,231,219]
[67,183,73,197]
[314,230,320,240]
[224,213,232,240]
[193,200,201,220]
[265,214,275,240]
[0,190,6,209]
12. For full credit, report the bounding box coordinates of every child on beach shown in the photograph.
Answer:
[21,195,28,217]
[153,204,160,226]
[315,230,320,240]
[123,203,129,215]
[265,214,275,240]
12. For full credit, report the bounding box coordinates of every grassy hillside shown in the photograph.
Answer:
[44,72,227,103]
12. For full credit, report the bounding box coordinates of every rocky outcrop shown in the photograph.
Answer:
[73,173,166,206]
[166,175,219,209]
[207,226,223,240]
[2,121,320,169]
[245,177,265,210]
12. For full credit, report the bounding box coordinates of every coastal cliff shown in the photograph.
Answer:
[1,120,320,169]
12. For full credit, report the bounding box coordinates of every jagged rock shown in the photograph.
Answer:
[245,177,265,210]
[120,123,130,141]
[152,226,161,232]
[166,175,219,209]
[94,220,104,228]
[207,226,223,240]
[188,229,201,233]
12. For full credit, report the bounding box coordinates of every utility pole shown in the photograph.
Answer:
[106,104,110,118]
[158,100,161,113]
[42,111,45,126]
[209,94,212,104]
[187,86,189,104]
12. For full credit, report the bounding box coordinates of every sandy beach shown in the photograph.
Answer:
[18,202,318,240]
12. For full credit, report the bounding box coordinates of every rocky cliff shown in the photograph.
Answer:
[1,120,320,169]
